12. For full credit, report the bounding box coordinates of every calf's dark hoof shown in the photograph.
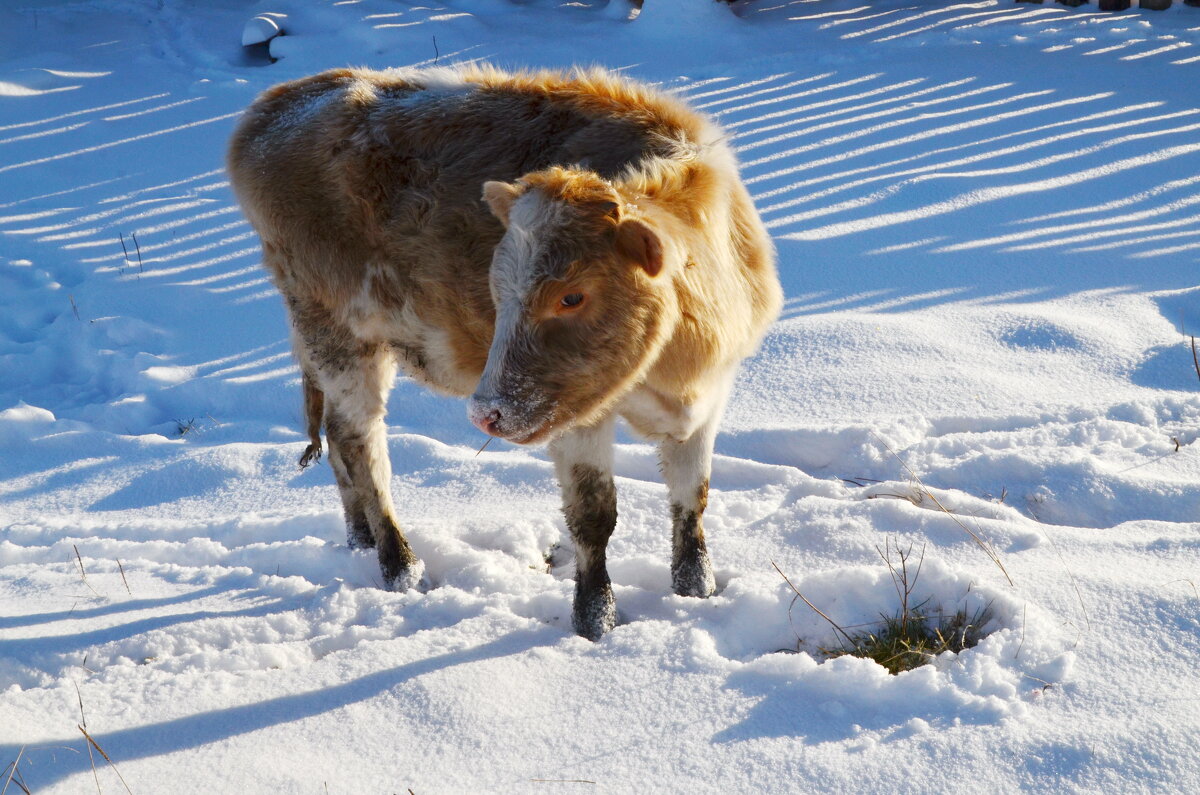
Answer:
[382,558,425,592]
[346,520,374,550]
[573,580,617,641]
[377,531,422,591]
[672,549,716,598]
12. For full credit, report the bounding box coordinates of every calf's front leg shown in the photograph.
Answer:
[659,415,720,599]
[549,417,618,640]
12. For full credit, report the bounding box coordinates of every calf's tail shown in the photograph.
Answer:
[298,371,325,469]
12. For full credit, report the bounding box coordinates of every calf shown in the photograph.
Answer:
[227,65,782,639]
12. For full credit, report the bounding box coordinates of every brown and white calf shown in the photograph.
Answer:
[227,65,782,640]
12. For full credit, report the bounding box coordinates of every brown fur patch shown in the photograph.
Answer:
[520,166,621,209]
[460,65,708,147]
[564,464,618,554]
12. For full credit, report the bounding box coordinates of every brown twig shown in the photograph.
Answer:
[1,746,30,795]
[771,560,856,650]
[1191,336,1199,383]
[131,232,143,273]
[79,726,134,795]
[74,544,101,597]
[840,476,884,487]
[870,432,1013,586]
[117,560,131,595]
[74,679,88,728]
[877,540,924,637]
[83,724,100,794]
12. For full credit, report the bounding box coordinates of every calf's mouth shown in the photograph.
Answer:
[467,394,558,445]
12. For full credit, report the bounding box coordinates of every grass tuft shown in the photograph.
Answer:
[775,540,993,675]
[821,602,992,675]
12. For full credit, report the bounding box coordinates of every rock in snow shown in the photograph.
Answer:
[241,13,285,47]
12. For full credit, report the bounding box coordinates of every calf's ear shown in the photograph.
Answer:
[482,181,523,226]
[615,218,664,277]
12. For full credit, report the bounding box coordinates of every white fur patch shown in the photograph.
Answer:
[618,364,736,443]
[548,415,616,478]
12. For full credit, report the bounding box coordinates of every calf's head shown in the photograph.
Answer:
[468,168,674,444]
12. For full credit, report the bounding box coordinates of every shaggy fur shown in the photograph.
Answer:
[227,64,782,636]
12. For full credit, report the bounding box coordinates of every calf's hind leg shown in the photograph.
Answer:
[326,439,376,551]
[294,350,372,550]
[291,303,423,590]
[549,417,618,640]
[319,343,423,590]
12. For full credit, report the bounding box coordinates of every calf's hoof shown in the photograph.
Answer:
[672,549,716,598]
[382,557,426,592]
[572,581,617,641]
[347,520,374,550]
[378,533,423,591]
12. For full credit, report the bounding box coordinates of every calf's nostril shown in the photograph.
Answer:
[483,409,501,433]
[469,400,504,436]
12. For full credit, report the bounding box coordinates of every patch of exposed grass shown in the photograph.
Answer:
[774,540,994,675]
[821,603,992,675]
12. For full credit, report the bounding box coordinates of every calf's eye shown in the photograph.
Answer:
[560,293,585,309]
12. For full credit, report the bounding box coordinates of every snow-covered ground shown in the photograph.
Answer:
[2,0,1198,790]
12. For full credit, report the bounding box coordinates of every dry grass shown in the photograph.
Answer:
[774,541,993,675]
[869,432,1013,586]
[117,560,131,595]
[1191,336,1199,383]
[79,725,133,794]
[1,747,31,795]
[822,603,991,675]
[71,679,134,795]
[73,544,101,598]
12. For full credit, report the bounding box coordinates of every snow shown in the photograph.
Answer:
[1,0,1198,791]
